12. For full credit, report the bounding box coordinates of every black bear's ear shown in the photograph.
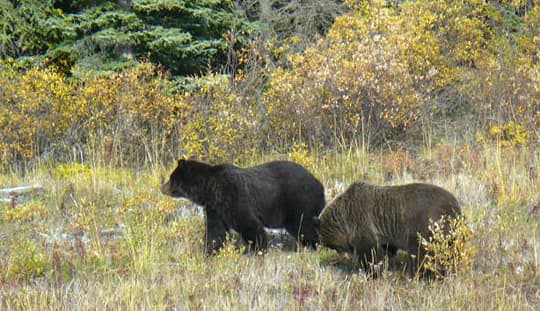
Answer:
[177,158,186,167]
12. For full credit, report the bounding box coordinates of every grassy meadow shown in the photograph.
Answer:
[0,141,538,310]
[1,1,540,309]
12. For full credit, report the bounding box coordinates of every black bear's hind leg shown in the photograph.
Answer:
[238,223,267,252]
[284,213,318,249]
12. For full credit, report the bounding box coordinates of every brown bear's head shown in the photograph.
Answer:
[161,158,216,199]
[312,211,353,254]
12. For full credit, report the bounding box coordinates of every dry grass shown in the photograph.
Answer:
[1,142,539,310]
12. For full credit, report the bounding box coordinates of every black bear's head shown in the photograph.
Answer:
[161,158,217,200]
[161,159,189,198]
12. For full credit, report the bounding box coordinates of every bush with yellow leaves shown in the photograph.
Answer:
[179,74,259,163]
[261,0,540,148]
[0,61,184,166]
[0,61,260,168]
[420,215,476,279]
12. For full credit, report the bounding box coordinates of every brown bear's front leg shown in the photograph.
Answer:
[355,245,387,278]
[205,207,228,255]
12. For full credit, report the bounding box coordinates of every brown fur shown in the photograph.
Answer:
[314,181,461,275]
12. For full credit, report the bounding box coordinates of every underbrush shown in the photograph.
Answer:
[0,143,538,310]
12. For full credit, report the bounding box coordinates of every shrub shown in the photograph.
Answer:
[179,74,259,163]
[261,0,540,149]
[0,61,185,167]
[262,9,429,147]
[5,239,48,281]
[420,215,476,279]
[487,121,530,146]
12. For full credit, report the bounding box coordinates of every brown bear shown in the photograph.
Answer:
[313,181,461,276]
[161,159,325,254]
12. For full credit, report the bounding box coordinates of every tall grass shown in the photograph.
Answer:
[0,141,539,310]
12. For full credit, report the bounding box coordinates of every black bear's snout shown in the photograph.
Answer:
[160,180,173,196]
[160,180,187,198]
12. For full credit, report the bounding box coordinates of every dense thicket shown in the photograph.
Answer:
[0,0,539,167]
[263,0,540,146]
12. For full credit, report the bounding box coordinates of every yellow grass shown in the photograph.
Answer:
[1,143,539,310]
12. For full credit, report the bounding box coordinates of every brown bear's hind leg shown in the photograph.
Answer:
[406,241,435,279]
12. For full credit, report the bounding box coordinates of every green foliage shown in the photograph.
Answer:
[0,0,63,58]
[5,239,48,281]
[53,162,92,179]
[0,0,257,76]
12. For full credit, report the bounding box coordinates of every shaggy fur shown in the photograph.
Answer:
[314,181,461,275]
[161,159,325,254]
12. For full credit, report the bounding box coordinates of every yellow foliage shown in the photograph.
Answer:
[420,216,476,278]
[3,201,49,223]
[179,74,258,163]
[288,142,315,169]
[216,234,246,260]
[1,0,539,167]
[53,163,92,179]
[262,0,540,147]
[488,121,529,146]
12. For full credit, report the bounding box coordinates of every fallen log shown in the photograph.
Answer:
[0,185,43,207]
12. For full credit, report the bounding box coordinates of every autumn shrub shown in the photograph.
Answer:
[483,121,530,146]
[178,74,259,163]
[261,0,540,149]
[0,61,184,167]
[0,61,261,168]
[0,61,73,164]
[420,216,476,279]
[69,62,186,166]
[262,12,429,147]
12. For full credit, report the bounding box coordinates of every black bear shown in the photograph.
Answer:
[161,159,325,254]
[313,181,461,276]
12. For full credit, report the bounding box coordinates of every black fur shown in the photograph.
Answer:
[161,159,325,254]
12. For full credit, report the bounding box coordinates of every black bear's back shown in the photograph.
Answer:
[252,161,325,244]
[249,161,324,196]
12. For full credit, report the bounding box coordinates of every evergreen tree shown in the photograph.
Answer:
[0,0,257,76]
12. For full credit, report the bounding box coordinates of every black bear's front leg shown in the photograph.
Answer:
[205,207,228,255]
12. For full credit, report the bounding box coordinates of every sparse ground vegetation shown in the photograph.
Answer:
[0,142,539,309]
